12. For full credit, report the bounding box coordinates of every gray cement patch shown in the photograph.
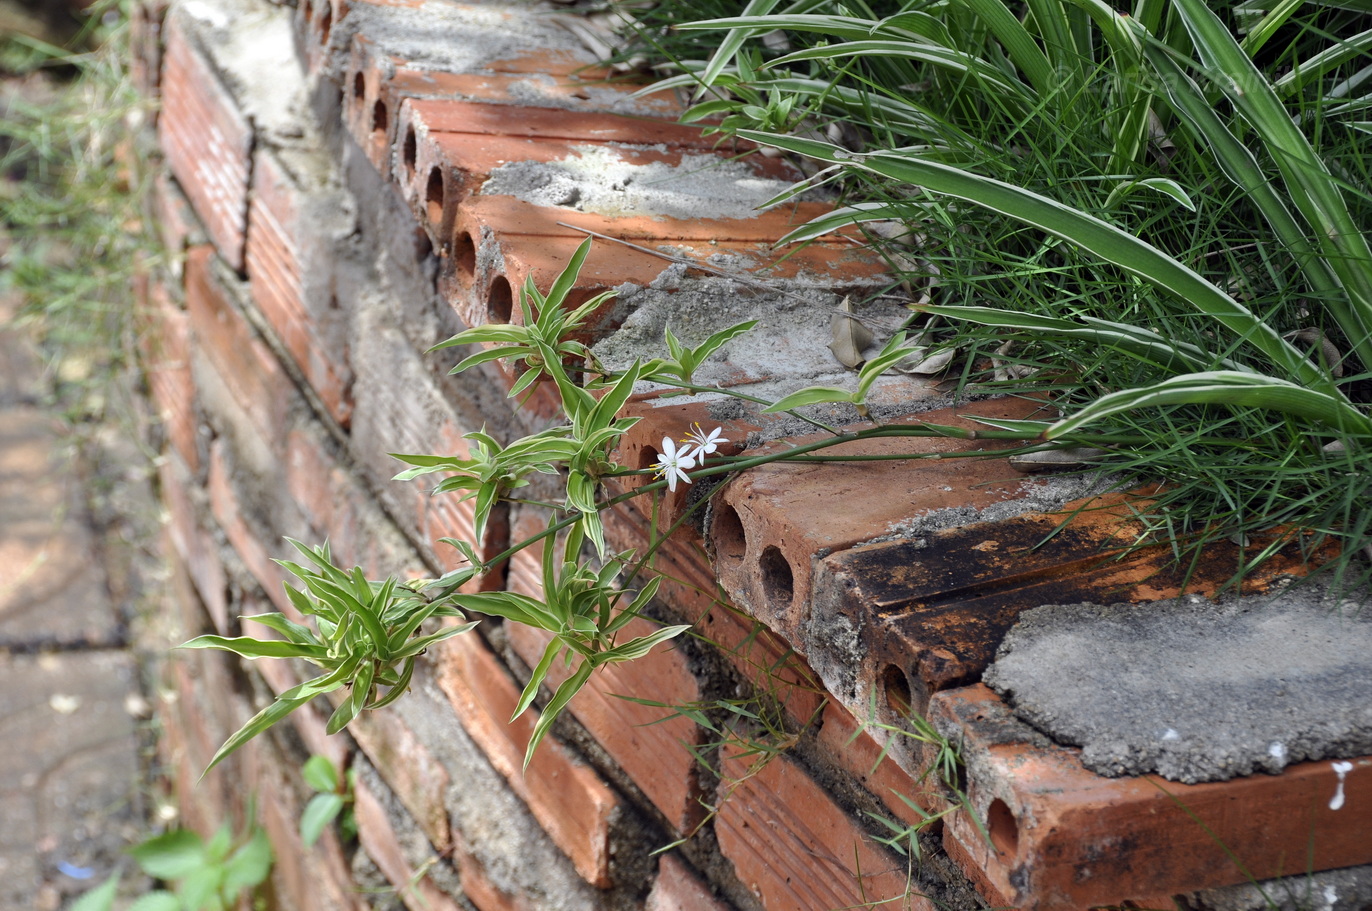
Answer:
[983,584,1372,783]
[481,146,799,221]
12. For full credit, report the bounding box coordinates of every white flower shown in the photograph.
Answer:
[652,436,696,492]
[682,423,725,460]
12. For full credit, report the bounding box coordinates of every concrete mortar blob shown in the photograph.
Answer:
[480,146,802,222]
[984,582,1372,784]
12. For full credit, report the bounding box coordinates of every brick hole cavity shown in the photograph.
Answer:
[758,545,795,614]
[318,3,332,42]
[487,274,513,324]
[426,167,444,226]
[371,99,388,135]
[453,232,477,284]
[987,799,1020,858]
[402,126,417,175]
[711,502,747,564]
[351,70,364,101]
[880,664,913,716]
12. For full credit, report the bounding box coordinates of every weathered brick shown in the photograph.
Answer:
[506,617,705,835]
[810,491,1336,731]
[709,397,1051,644]
[137,279,201,473]
[434,631,619,888]
[206,439,296,616]
[354,778,466,911]
[159,455,229,633]
[931,684,1372,911]
[185,245,295,452]
[160,10,253,269]
[647,854,735,911]
[246,145,356,428]
[715,745,933,911]
[350,706,453,852]
[814,701,950,831]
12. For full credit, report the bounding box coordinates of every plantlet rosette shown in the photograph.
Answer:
[180,540,477,774]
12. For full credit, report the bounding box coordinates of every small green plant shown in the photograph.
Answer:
[300,755,356,847]
[72,817,273,911]
[180,540,479,773]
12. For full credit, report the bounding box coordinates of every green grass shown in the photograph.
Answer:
[1,0,151,421]
[613,0,1372,591]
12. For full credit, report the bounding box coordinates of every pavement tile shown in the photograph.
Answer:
[0,650,143,910]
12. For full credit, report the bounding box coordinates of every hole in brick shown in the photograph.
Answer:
[454,232,477,283]
[402,127,417,174]
[487,274,513,324]
[426,167,444,225]
[711,502,746,563]
[758,545,794,611]
[318,4,332,41]
[372,100,388,134]
[987,799,1020,857]
[638,445,660,471]
[352,70,364,100]
[881,664,913,716]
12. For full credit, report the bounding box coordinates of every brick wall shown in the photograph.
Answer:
[132,2,1372,909]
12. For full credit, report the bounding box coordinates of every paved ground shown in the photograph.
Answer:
[0,296,152,910]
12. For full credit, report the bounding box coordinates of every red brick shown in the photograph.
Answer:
[160,10,253,269]
[506,616,706,834]
[354,780,466,911]
[599,496,828,728]
[393,117,800,249]
[647,855,734,911]
[350,707,453,852]
[185,245,294,450]
[815,701,950,831]
[812,494,1335,730]
[433,631,619,887]
[159,455,229,633]
[294,0,341,75]
[151,171,204,272]
[246,147,355,428]
[716,745,933,911]
[342,33,403,171]
[206,439,296,615]
[137,279,200,473]
[404,98,712,149]
[932,684,1372,910]
[709,397,1052,641]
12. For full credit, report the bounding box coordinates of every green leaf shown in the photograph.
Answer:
[69,872,121,911]
[300,793,345,847]
[763,385,855,412]
[1047,371,1372,439]
[178,867,223,911]
[327,659,375,734]
[302,755,339,794]
[513,638,561,722]
[129,829,205,880]
[742,130,1333,395]
[524,661,593,770]
[1103,177,1196,212]
[240,612,320,647]
[177,635,328,661]
[221,827,273,896]
[126,892,181,911]
[596,624,691,663]
[201,691,317,777]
